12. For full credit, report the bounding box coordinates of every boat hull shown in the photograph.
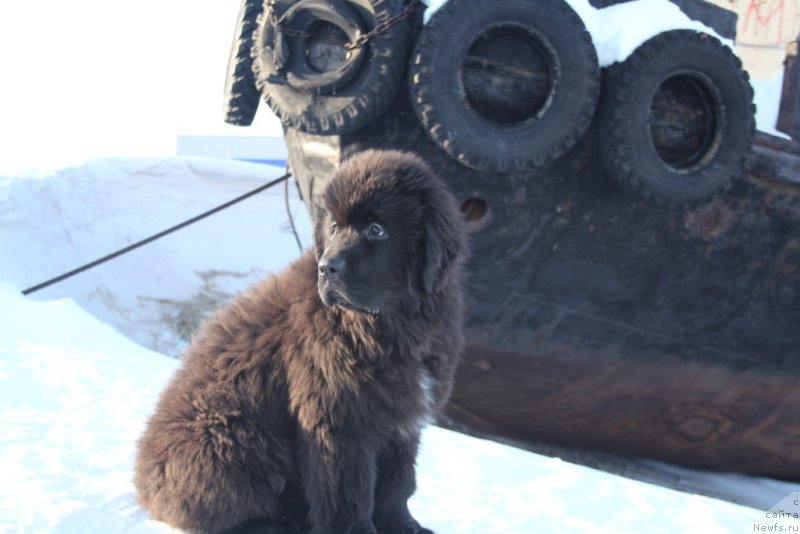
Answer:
[284,85,800,480]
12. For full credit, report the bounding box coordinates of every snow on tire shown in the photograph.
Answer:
[409,0,600,172]
[597,30,756,205]
[252,0,413,135]
[224,0,263,127]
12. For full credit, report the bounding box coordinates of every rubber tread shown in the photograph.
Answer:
[596,30,756,206]
[252,0,412,135]
[409,0,601,172]
[224,0,264,126]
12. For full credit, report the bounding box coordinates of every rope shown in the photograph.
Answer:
[283,164,303,252]
[22,171,292,296]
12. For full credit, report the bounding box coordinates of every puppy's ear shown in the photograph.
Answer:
[422,198,466,293]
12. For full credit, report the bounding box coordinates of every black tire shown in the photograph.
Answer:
[597,30,756,204]
[252,0,413,135]
[409,0,600,172]
[224,0,263,126]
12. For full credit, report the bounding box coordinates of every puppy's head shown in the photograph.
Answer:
[314,150,466,314]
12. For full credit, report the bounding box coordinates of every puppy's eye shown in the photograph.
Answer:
[365,223,387,239]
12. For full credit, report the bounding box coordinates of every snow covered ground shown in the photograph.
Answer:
[2,157,799,533]
[0,281,788,534]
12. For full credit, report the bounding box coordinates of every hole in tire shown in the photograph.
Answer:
[306,21,351,73]
[462,26,553,125]
[460,197,489,232]
[648,74,720,171]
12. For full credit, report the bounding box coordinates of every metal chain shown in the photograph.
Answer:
[266,0,421,49]
[344,0,421,50]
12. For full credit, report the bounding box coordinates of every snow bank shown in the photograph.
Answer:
[0,157,312,357]
[0,282,789,533]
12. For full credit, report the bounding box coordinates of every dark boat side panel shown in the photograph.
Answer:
[285,88,800,478]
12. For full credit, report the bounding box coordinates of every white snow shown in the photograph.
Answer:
[0,281,793,534]
[751,70,792,139]
[579,0,733,66]
[0,157,311,357]
[423,0,731,63]
[1,157,800,533]
[0,282,176,533]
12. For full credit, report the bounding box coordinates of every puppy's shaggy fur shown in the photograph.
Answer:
[134,150,467,534]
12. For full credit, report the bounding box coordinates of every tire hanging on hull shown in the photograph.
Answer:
[252,0,414,135]
[409,0,600,172]
[224,0,264,126]
[596,30,756,204]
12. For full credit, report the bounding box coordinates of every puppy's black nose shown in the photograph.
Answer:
[318,256,346,278]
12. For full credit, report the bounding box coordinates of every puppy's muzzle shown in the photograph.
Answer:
[318,256,346,280]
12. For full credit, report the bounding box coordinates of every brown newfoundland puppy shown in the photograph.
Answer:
[134,150,467,534]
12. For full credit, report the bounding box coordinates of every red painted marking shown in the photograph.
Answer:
[741,0,798,46]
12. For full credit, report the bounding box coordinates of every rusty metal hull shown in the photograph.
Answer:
[284,91,800,480]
